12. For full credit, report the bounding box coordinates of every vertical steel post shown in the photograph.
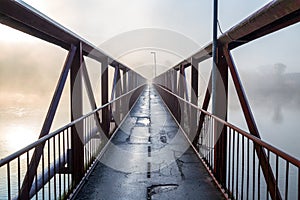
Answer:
[116,67,122,124]
[211,0,228,187]
[178,65,185,98]
[213,47,228,187]
[101,57,110,137]
[122,69,127,94]
[172,70,178,94]
[176,65,185,124]
[70,42,84,185]
[173,70,180,121]
[191,58,199,142]
[167,70,172,91]
[183,67,189,101]
[128,70,132,91]
[191,58,199,105]
[133,72,137,89]
[165,71,168,89]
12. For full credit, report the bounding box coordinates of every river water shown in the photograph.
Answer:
[0,90,299,199]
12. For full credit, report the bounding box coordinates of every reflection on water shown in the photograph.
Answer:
[0,107,41,159]
[2,125,37,155]
[0,105,70,160]
[229,108,300,160]
[0,105,71,199]
[0,99,299,199]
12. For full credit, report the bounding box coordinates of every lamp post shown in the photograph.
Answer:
[150,51,157,79]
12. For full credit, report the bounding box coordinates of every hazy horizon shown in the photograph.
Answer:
[0,0,300,160]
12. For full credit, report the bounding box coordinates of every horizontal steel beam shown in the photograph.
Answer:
[0,0,127,70]
[174,0,300,68]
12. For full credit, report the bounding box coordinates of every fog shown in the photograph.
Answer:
[0,0,299,159]
[230,64,300,123]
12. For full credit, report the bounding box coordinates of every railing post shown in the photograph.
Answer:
[101,57,110,137]
[70,42,84,185]
[178,65,185,99]
[18,45,77,200]
[193,73,211,147]
[223,47,282,199]
[213,46,228,186]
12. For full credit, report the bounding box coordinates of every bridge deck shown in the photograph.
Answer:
[75,85,223,200]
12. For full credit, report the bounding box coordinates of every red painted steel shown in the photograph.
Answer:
[19,45,77,199]
[156,85,300,200]
[223,47,281,199]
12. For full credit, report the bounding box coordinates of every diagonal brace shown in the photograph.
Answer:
[19,44,77,199]
[223,47,282,200]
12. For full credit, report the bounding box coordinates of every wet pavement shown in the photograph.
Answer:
[75,85,223,200]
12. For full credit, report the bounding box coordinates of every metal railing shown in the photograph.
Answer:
[155,85,300,200]
[0,85,145,200]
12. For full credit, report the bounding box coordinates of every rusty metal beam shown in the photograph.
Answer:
[111,65,120,101]
[174,0,300,67]
[190,59,199,147]
[228,8,300,50]
[19,45,77,199]
[213,46,228,186]
[82,59,98,111]
[101,58,110,137]
[223,47,282,200]
[82,59,102,134]
[0,0,128,69]
[193,74,211,147]
[122,69,127,94]
[178,65,185,99]
[70,42,84,186]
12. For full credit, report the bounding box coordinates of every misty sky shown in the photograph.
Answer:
[1,0,274,76]
[0,0,300,157]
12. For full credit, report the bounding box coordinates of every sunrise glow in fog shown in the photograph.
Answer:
[0,0,300,159]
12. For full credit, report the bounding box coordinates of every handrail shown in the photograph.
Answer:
[156,84,300,168]
[0,86,143,167]
[0,84,146,199]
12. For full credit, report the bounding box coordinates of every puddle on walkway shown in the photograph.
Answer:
[129,127,150,144]
[136,117,150,126]
[147,184,179,199]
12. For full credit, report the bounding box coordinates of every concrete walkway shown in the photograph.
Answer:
[76,85,223,200]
